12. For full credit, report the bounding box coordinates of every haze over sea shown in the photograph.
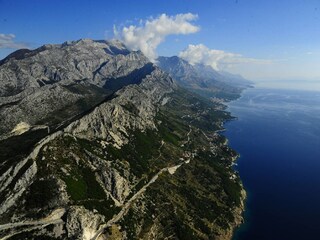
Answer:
[223,84,320,240]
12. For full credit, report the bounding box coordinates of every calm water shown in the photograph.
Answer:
[223,87,320,240]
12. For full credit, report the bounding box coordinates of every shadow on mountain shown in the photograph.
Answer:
[103,46,130,55]
[104,63,155,92]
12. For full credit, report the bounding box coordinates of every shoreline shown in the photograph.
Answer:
[226,157,247,240]
[219,90,249,240]
[216,87,320,239]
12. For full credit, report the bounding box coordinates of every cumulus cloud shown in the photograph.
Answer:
[114,13,199,61]
[0,33,28,49]
[179,44,272,71]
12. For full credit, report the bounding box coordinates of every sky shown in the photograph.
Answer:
[0,0,320,83]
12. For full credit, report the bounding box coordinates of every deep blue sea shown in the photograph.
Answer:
[223,87,320,240]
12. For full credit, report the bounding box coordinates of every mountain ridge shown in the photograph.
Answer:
[0,39,153,137]
[157,55,252,100]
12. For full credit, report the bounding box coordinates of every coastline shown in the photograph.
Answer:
[218,187,246,240]
[226,161,247,240]
[219,87,320,239]
[219,88,250,240]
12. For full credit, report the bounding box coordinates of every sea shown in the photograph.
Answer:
[223,85,320,240]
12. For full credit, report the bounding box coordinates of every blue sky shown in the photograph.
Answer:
[0,0,319,82]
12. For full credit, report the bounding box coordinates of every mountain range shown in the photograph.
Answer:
[0,39,245,240]
[157,56,252,100]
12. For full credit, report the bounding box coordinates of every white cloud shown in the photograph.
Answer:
[179,44,272,71]
[0,33,27,49]
[114,13,199,61]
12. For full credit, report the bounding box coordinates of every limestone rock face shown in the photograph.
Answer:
[66,206,106,240]
[66,68,174,147]
[0,39,150,136]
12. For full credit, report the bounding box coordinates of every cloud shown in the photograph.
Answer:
[179,44,273,71]
[0,33,28,49]
[114,13,199,61]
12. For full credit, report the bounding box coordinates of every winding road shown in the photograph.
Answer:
[0,208,65,239]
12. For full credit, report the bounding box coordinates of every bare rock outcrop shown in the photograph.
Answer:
[66,68,174,147]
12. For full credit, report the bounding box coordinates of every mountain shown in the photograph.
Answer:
[157,56,252,100]
[0,39,245,239]
[0,39,152,138]
[218,70,252,88]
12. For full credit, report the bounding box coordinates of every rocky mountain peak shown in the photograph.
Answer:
[0,39,171,136]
